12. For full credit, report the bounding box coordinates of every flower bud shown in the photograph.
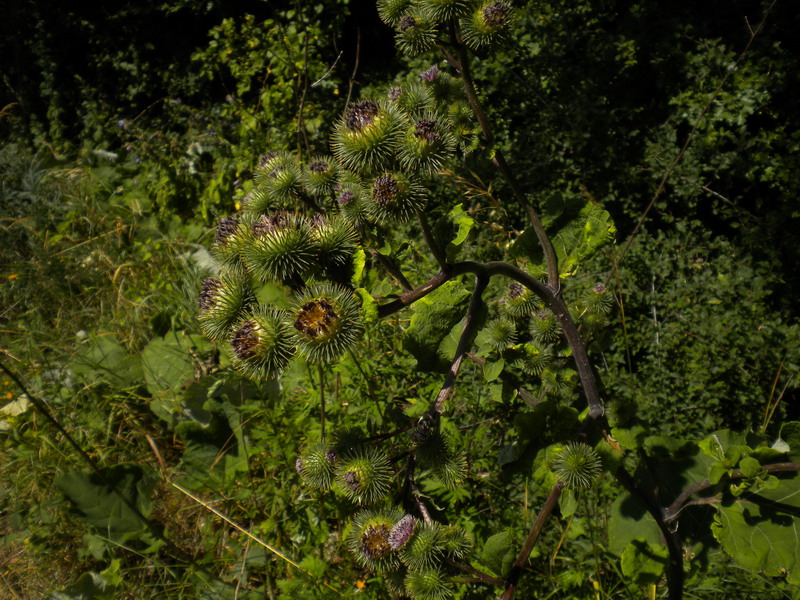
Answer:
[554,442,602,489]
[459,1,512,50]
[530,309,562,343]
[198,274,256,341]
[240,212,318,282]
[398,115,455,173]
[368,172,426,223]
[229,307,295,380]
[335,449,393,505]
[303,155,339,198]
[332,100,405,172]
[395,12,437,56]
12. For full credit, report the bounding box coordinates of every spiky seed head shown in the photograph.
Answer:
[404,567,453,600]
[297,442,336,489]
[241,187,274,215]
[369,172,426,223]
[211,215,249,271]
[240,213,318,282]
[503,282,541,317]
[400,522,444,570]
[388,82,435,115]
[440,525,472,559]
[554,442,603,489]
[398,115,455,173]
[349,507,404,569]
[311,216,359,273]
[540,367,575,396]
[230,308,295,380]
[395,13,437,57]
[383,568,409,597]
[530,309,562,343]
[459,1,512,50]
[482,318,517,351]
[584,282,614,315]
[332,100,404,172]
[516,343,552,376]
[303,156,339,197]
[419,0,470,22]
[377,0,414,26]
[410,412,440,445]
[290,284,364,364]
[432,451,467,489]
[389,515,418,550]
[335,449,393,505]
[198,275,256,341]
[252,152,303,206]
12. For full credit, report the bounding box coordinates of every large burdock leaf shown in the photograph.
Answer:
[510,199,616,277]
[72,334,143,387]
[711,476,800,585]
[402,280,470,372]
[479,531,514,577]
[141,330,210,395]
[55,464,159,551]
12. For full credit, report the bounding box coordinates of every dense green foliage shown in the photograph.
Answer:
[2,1,799,599]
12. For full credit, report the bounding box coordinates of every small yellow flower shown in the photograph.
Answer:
[333,89,339,96]
[8,274,17,280]
[5,392,12,400]
[356,580,366,590]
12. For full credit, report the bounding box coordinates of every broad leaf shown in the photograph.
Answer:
[480,531,515,577]
[402,280,470,372]
[72,334,143,387]
[711,473,800,585]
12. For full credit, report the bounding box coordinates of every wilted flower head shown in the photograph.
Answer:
[199,278,222,311]
[309,160,329,173]
[215,215,239,245]
[399,15,417,31]
[508,282,524,299]
[414,119,441,143]
[483,1,511,28]
[345,100,380,131]
[231,320,259,359]
[337,190,354,206]
[251,212,289,237]
[373,175,400,206]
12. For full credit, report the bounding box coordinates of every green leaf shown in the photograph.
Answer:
[483,358,504,382]
[256,282,292,308]
[355,287,379,323]
[560,488,578,519]
[608,493,662,556]
[351,247,366,286]
[480,531,515,577]
[72,334,143,387]
[445,203,475,261]
[141,334,196,395]
[54,464,158,550]
[509,200,616,277]
[712,472,800,585]
[739,456,761,477]
[403,280,471,372]
[620,539,669,585]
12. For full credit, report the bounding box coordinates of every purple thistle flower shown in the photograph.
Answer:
[258,151,279,168]
[421,66,440,82]
[344,470,360,492]
[593,283,606,294]
[295,457,304,475]
[309,160,329,173]
[388,515,417,550]
[507,282,524,299]
[337,190,354,206]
